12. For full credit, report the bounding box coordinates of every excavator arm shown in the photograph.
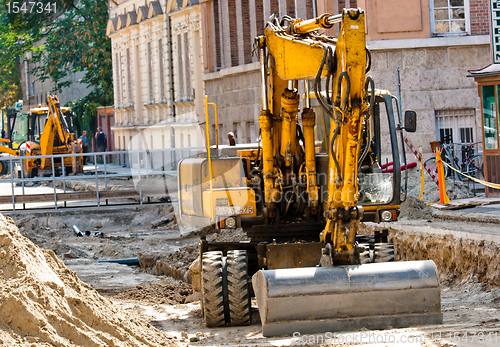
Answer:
[252,9,442,336]
[320,9,369,265]
[258,9,370,264]
[40,95,75,169]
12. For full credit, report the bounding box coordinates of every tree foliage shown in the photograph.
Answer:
[0,0,74,109]
[0,13,22,109]
[32,0,113,106]
[69,99,98,140]
[0,0,112,111]
[3,0,74,34]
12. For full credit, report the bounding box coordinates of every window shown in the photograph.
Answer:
[126,48,132,106]
[115,53,122,107]
[148,41,153,104]
[247,122,255,143]
[27,61,34,97]
[159,39,165,103]
[430,0,470,35]
[218,123,223,144]
[436,108,479,161]
[435,108,476,143]
[120,52,125,107]
[184,33,192,100]
[482,86,498,150]
[177,35,184,100]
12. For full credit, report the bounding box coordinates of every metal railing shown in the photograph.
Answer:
[0,147,205,210]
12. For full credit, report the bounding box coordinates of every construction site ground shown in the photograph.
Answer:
[1,167,500,346]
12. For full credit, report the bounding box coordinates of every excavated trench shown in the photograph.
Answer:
[361,222,500,287]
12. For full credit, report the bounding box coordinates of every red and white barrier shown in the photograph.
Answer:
[404,138,439,186]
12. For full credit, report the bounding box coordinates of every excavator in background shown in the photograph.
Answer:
[0,107,23,175]
[0,95,83,177]
[178,9,442,336]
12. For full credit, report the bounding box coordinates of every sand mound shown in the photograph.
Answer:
[0,213,174,347]
[399,196,433,220]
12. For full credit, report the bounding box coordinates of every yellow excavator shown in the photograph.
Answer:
[0,95,83,177]
[179,9,442,336]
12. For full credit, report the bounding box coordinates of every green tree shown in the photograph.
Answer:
[0,12,23,110]
[3,0,74,34]
[0,0,112,111]
[67,99,97,140]
[0,0,76,110]
[32,0,112,106]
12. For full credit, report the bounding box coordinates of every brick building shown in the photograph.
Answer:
[200,0,491,155]
[107,0,204,161]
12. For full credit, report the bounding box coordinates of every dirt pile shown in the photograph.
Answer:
[155,245,198,283]
[405,166,474,203]
[10,205,177,261]
[209,228,250,242]
[0,213,174,346]
[394,230,500,286]
[113,279,192,305]
[138,228,249,285]
[399,196,433,220]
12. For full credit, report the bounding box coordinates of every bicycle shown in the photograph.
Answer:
[425,136,483,182]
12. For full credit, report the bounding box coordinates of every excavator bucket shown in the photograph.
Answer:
[252,260,442,337]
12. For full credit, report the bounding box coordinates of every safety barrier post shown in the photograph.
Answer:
[419,146,424,200]
[10,158,15,211]
[95,154,100,207]
[52,157,57,209]
[436,150,450,204]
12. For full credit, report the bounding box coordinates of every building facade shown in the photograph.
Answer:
[107,0,204,161]
[200,0,491,155]
[20,40,90,112]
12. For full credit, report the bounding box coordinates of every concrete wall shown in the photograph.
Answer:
[20,51,90,112]
[367,37,490,155]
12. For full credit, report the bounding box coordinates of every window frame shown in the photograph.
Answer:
[429,0,471,36]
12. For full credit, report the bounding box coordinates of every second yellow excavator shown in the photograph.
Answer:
[179,9,442,336]
[0,95,83,177]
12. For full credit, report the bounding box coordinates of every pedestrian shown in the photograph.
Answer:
[95,127,107,163]
[228,132,236,146]
[1,129,6,139]
[79,130,88,165]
